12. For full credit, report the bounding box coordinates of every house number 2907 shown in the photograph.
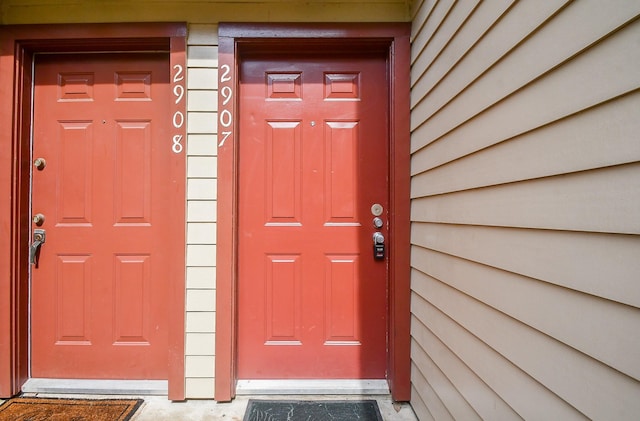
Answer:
[172,64,185,154]
[219,64,232,147]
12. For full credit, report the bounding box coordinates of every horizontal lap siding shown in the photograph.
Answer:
[409,0,640,420]
[185,24,218,399]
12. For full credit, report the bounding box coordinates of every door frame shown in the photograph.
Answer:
[215,23,411,402]
[0,23,187,400]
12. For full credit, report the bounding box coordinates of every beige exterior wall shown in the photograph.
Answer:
[184,24,219,399]
[409,1,640,420]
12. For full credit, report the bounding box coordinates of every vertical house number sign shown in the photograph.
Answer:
[218,64,232,147]
[172,64,185,153]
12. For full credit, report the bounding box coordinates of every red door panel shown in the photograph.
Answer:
[238,54,389,379]
[31,53,171,379]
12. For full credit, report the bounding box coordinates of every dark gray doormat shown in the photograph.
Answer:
[243,399,383,421]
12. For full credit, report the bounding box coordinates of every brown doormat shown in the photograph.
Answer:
[0,397,143,420]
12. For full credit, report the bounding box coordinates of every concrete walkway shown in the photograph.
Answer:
[5,394,418,420]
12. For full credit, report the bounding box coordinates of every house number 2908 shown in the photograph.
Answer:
[172,64,185,154]
[219,64,232,147]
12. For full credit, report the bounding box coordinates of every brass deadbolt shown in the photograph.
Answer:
[34,158,46,170]
[32,213,45,226]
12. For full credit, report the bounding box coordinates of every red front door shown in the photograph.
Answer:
[237,52,389,379]
[31,53,171,379]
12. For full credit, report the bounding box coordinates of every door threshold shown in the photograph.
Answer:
[22,378,168,395]
[236,379,389,395]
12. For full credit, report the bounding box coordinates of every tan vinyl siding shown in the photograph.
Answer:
[184,24,218,399]
[409,1,640,420]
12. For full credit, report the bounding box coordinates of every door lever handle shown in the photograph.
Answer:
[372,231,385,260]
[30,229,46,267]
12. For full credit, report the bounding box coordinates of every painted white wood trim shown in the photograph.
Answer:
[22,379,167,395]
[236,379,389,395]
